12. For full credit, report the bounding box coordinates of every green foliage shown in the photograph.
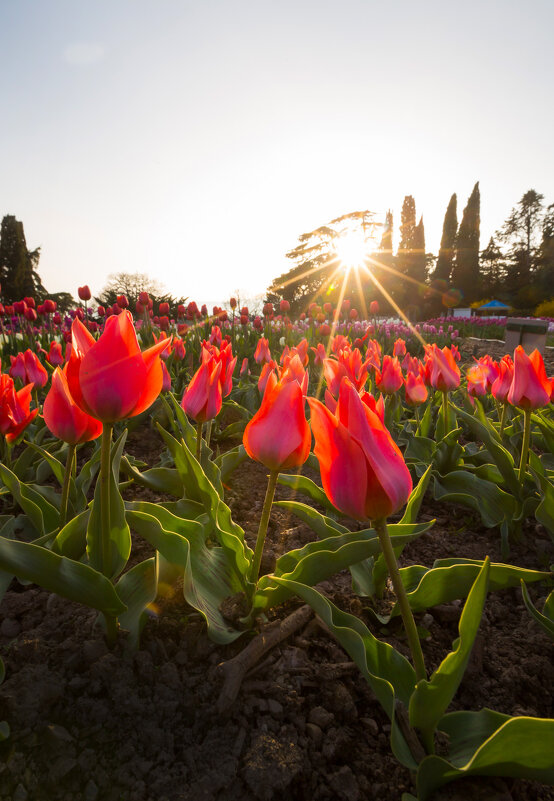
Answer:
[451,182,480,304]
[0,214,46,302]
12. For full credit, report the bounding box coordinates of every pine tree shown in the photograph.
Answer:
[451,182,480,304]
[480,237,505,298]
[433,194,457,284]
[0,215,45,302]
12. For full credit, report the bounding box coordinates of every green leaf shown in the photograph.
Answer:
[382,559,549,620]
[86,431,131,579]
[416,711,554,801]
[25,441,66,486]
[0,537,126,616]
[276,474,342,514]
[215,444,248,485]
[453,403,520,497]
[530,469,554,539]
[121,457,184,498]
[274,500,349,537]
[405,436,435,466]
[409,558,490,739]
[520,581,554,639]
[126,504,244,644]
[252,525,429,615]
[400,466,432,525]
[52,509,90,560]
[117,557,158,650]
[433,471,516,529]
[270,578,419,771]
[0,464,59,536]
[156,426,252,584]
[74,446,101,508]
[419,403,433,439]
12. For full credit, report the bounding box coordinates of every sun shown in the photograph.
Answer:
[333,229,370,271]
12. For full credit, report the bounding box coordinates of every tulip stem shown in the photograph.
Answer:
[59,443,76,530]
[499,402,507,438]
[374,517,427,684]
[196,421,203,461]
[442,391,450,435]
[518,408,532,485]
[249,469,279,593]
[100,423,118,646]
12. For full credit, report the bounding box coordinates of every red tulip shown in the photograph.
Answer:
[280,299,290,313]
[308,378,412,521]
[491,356,513,403]
[254,337,272,364]
[47,341,64,367]
[375,355,403,395]
[0,375,39,443]
[116,294,129,309]
[159,302,170,315]
[172,338,186,361]
[507,346,551,410]
[43,368,103,444]
[240,357,250,377]
[78,285,91,301]
[230,297,237,309]
[369,300,379,316]
[466,364,488,398]
[43,299,57,314]
[24,297,35,308]
[393,338,406,358]
[67,311,168,423]
[181,358,222,423]
[404,372,428,406]
[426,344,460,392]
[243,378,310,471]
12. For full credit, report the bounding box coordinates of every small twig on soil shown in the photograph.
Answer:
[216,604,313,715]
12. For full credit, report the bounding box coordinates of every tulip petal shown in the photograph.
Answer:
[79,312,147,421]
[244,380,309,471]
[307,397,369,520]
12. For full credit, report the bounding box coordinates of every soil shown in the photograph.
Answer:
[1,409,554,800]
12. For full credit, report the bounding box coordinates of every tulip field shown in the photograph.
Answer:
[0,294,553,801]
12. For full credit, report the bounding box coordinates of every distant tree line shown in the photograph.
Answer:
[268,186,554,317]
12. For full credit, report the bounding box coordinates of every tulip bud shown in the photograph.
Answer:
[308,378,412,520]
[78,286,91,301]
[159,302,170,315]
[116,294,129,309]
[244,379,310,471]
[139,291,150,304]
[230,297,237,309]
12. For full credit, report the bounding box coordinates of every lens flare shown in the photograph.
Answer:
[334,230,370,270]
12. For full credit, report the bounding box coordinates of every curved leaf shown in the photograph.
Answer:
[520,581,554,639]
[417,712,554,801]
[252,526,429,615]
[0,537,126,616]
[117,556,158,650]
[274,500,349,537]
[409,558,490,738]
[433,471,516,529]
[276,474,342,514]
[0,464,59,536]
[126,504,244,644]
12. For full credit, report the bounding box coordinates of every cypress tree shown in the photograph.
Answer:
[412,216,426,284]
[452,182,480,304]
[0,215,44,302]
[433,194,457,284]
[397,196,416,278]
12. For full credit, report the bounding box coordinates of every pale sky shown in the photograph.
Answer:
[1,0,553,307]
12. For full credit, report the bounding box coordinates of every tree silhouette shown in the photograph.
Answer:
[451,182,480,304]
[268,210,379,315]
[0,215,46,302]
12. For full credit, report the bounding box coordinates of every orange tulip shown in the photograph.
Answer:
[0,375,39,443]
[181,358,223,423]
[67,311,168,423]
[375,355,403,395]
[308,378,412,521]
[244,378,311,471]
[404,372,428,406]
[43,368,103,444]
[426,344,460,392]
[507,346,551,410]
